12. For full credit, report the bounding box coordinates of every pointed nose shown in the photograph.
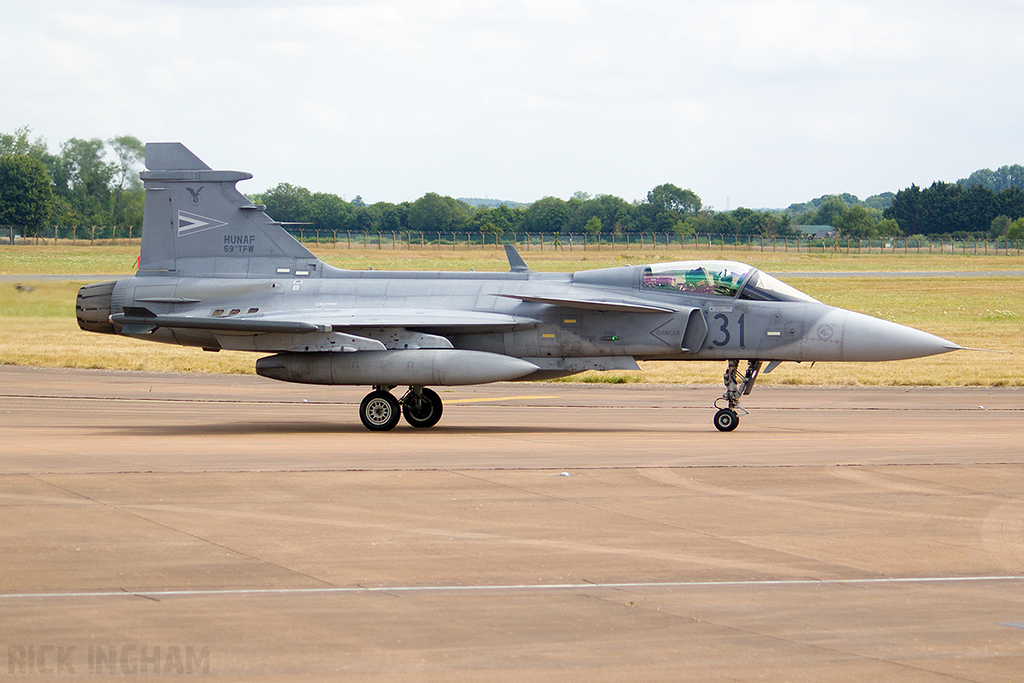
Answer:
[840,310,961,361]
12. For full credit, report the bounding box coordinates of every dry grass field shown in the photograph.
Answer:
[2,242,1023,275]
[1,244,1021,386]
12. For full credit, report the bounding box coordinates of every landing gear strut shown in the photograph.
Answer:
[713,360,762,432]
[359,385,445,431]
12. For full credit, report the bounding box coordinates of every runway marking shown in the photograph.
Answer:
[1,575,1021,600]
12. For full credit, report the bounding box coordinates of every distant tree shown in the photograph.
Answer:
[996,186,1024,220]
[583,216,602,235]
[108,135,145,227]
[792,209,819,225]
[259,183,314,224]
[991,165,1023,192]
[787,193,892,219]
[0,155,53,235]
[408,192,469,233]
[374,201,409,232]
[876,218,903,238]
[0,126,48,159]
[350,203,382,233]
[1007,218,1024,241]
[469,204,522,234]
[833,206,875,238]
[49,138,116,226]
[815,195,847,227]
[646,183,701,215]
[708,211,736,235]
[491,204,524,233]
[720,207,794,237]
[831,205,888,240]
[957,183,997,232]
[635,184,701,233]
[990,215,1013,239]
[862,193,896,211]
[521,196,571,233]
[567,194,632,234]
[885,184,922,235]
[308,191,354,231]
[959,164,1024,193]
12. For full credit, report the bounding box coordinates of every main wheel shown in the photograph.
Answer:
[713,408,739,432]
[360,391,401,431]
[402,388,443,429]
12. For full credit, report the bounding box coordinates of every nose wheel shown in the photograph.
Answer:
[713,408,740,432]
[713,360,761,432]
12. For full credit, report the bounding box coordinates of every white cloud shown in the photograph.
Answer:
[2,0,1024,207]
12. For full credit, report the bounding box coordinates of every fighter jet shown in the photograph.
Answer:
[76,143,963,431]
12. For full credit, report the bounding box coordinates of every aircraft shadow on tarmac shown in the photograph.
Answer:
[109,421,658,437]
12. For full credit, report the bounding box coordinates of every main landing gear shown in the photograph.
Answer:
[713,360,762,432]
[359,386,444,431]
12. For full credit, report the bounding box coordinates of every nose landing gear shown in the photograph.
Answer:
[713,359,762,432]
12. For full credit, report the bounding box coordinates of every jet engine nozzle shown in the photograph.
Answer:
[76,280,121,334]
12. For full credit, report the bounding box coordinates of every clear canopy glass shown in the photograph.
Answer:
[641,260,818,303]
[641,261,752,297]
[739,270,819,303]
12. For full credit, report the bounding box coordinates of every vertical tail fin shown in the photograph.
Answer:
[139,143,320,278]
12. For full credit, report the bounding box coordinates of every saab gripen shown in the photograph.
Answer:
[77,144,964,432]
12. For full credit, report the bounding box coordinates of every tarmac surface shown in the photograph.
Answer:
[2,365,1023,681]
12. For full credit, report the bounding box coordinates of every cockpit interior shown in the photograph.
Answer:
[641,261,818,303]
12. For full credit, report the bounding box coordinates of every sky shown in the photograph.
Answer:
[2,0,1023,210]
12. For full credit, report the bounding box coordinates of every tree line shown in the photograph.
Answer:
[0,128,144,233]
[252,182,795,239]
[884,181,1024,240]
[2,126,1023,241]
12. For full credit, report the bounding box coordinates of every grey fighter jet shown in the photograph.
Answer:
[76,143,963,431]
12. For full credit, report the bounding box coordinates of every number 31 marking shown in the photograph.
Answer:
[712,313,745,347]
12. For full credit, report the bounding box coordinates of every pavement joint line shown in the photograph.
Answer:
[4,461,1024,476]
[2,575,1022,600]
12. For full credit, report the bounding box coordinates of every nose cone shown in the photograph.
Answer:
[840,310,961,362]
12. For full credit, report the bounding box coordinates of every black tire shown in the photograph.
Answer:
[402,388,443,428]
[713,408,739,432]
[360,391,401,431]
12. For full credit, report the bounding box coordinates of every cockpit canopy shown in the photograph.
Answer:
[641,261,818,303]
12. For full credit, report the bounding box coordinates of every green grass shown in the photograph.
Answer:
[0,245,142,275]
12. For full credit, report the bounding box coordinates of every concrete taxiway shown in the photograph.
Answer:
[2,366,1023,680]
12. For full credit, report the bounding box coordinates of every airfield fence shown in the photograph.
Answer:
[2,225,1022,256]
